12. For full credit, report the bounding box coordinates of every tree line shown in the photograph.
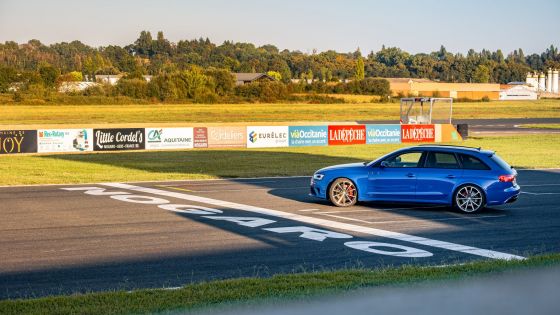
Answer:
[0,31,559,101]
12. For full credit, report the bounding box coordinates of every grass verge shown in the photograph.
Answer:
[1,253,559,315]
[519,124,560,129]
[1,99,559,127]
[0,135,558,186]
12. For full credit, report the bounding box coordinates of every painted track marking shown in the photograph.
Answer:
[162,186,309,193]
[101,183,524,260]
[319,213,507,224]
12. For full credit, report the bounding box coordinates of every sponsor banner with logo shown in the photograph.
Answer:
[93,128,145,151]
[366,125,401,144]
[328,125,366,145]
[207,126,246,148]
[401,124,435,143]
[0,130,37,154]
[288,126,328,147]
[247,126,289,148]
[37,129,93,153]
[146,128,194,150]
[193,127,208,148]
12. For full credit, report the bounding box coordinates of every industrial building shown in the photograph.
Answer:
[387,78,500,100]
[526,69,560,97]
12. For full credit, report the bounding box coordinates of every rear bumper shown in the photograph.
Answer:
[488,184,520,206]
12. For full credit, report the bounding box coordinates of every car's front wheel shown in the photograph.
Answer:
[329,178,358,207]
[454,185,485,213]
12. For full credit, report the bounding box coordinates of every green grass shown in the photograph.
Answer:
[519,124,560,129]
[0,135,558,186]
[1,253,559,315]
[1,99,559,128]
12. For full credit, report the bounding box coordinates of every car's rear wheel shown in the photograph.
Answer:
[454,185,485,213]
[329,178,357,207]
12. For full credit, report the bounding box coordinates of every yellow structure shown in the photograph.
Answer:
[387,78,501,100]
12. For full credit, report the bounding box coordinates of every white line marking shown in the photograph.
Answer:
[521,192,560,195]
[183,186,309,193]
[365,215,507,224]
[101,183,524,260]
[161,180,279,187]
[319,213,505,224]
[316,205,447,214]
[521,184,560,187]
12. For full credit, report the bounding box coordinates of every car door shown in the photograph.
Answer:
[368,151,425,202]
[415,151,463,203]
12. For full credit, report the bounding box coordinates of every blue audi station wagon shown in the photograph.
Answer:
[310,145,520,213]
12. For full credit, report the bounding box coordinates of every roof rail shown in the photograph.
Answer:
[417,144,481,150]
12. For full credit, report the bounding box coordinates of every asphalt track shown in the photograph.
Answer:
[358,118,560,134]
[1,169,559,299]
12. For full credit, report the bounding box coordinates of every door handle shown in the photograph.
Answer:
[446,175,456,179]
[406,173,415,178]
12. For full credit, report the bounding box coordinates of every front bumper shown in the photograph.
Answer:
[309,178,328,199]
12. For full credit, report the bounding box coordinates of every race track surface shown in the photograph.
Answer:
[359,118,560,134]
[1,169,559,299]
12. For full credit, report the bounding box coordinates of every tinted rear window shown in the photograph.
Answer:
[458,153,490,170]
[490,154,511,170]
[425,152,460,169]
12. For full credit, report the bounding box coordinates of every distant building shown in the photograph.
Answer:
[94,74,153,85]
[233,73,275,86]
[95,74,123,85]
[386,78,501,100]
[58,81,100,93]
[499,85,538,100]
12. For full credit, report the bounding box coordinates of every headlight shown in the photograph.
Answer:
[313,173,325,181]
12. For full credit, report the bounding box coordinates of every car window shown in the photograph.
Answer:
[384,152,423,168]
[425,152,460,169]
[490,154,511,170]
[458,153,490,170]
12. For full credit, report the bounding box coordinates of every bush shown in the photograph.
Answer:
[116,78,148,99]
[235,81,288,102]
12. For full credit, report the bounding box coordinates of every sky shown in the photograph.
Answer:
[0,0,559,55]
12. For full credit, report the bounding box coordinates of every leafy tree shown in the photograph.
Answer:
[355,55,365,81]
[266,71,282,81]
[0,66,18,92]
[38,64,60,88]
[473,65,490,83]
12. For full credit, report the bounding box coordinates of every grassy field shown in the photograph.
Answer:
[1,99,559,128]
[520,124,560,129]
[0,135,558,186]
[1,253,558,315]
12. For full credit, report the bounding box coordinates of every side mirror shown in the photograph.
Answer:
[380,161,389,168]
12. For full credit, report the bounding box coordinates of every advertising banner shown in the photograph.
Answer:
[207,126,246,148]
[146,128,194,150]
[366,125,401,144]
[38,129,93,153]
[288,126,328,147]
[401,124,435,143]
[435,124,462,142]
[193,127,208,148]
[247,126,289,148]
[0,130,37,154]
[93,128,145,151]
[328,125,366,145]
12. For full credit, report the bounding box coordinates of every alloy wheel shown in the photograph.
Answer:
[329,179,357,207]
[455,185,484,213]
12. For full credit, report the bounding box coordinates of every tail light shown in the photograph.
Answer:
[499,175,515,182]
